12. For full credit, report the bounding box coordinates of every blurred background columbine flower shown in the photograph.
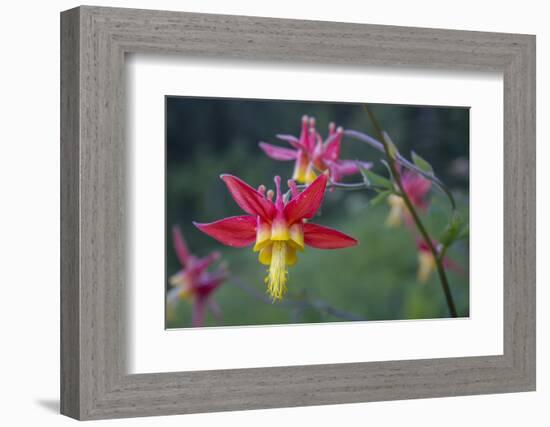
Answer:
[167,225,228,327]
[259,115,371,184]
[194,173,358,301]
[416,239,459,283]
[386,168,432,227]
[416,239,438,283]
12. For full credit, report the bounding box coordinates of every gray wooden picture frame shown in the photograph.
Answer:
[60,5,536,420]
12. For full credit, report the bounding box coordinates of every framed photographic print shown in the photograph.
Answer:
[60,5,536,420]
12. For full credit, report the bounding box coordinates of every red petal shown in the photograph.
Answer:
[303,223,358,249]
[197,270,227,296]
[259,142,298,160]
[193,216,257,248]
[323,132,342,161]
[172,225,192,266]
[221,175,275,219]
[276,134,303,150]
[190,252,220,276]
[402,170,432,208]
[284,173,328,224]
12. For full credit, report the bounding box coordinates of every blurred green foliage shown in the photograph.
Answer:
[165,97,469,328]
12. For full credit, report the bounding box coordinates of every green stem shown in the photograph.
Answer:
[285,182,386,202]
[344,129,457,211]
[328,182,388,192]
[364,106,458,318]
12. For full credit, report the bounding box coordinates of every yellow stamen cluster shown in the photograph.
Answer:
[265,241,288,301]
[254,218,303,301]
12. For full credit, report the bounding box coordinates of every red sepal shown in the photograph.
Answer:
[193,215,257,248]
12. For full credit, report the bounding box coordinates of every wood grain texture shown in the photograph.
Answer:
[60,5,536,420]
[60,7,80,419]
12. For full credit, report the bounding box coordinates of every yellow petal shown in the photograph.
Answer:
[258,244,272,265]
[286,245,297,266]
[386,194,405,227]
[292,152,308,184]
[289,222,304,251]
[178,288,193,300]
[271,215,289,241]
[253,217,271,251]
[169,272,187,288]
[305,164,317,184]
[417,251,436,283]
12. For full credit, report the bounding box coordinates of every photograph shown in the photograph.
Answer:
[165,97,470,328]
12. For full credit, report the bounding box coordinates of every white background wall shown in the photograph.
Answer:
[0,0,546,425]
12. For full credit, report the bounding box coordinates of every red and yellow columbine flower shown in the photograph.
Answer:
[386,168,432,227]
[417,240,437,283]
[259,115,371,184]
[416,239,457,283]
[194,173,358,301]
[168,225,228,327]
